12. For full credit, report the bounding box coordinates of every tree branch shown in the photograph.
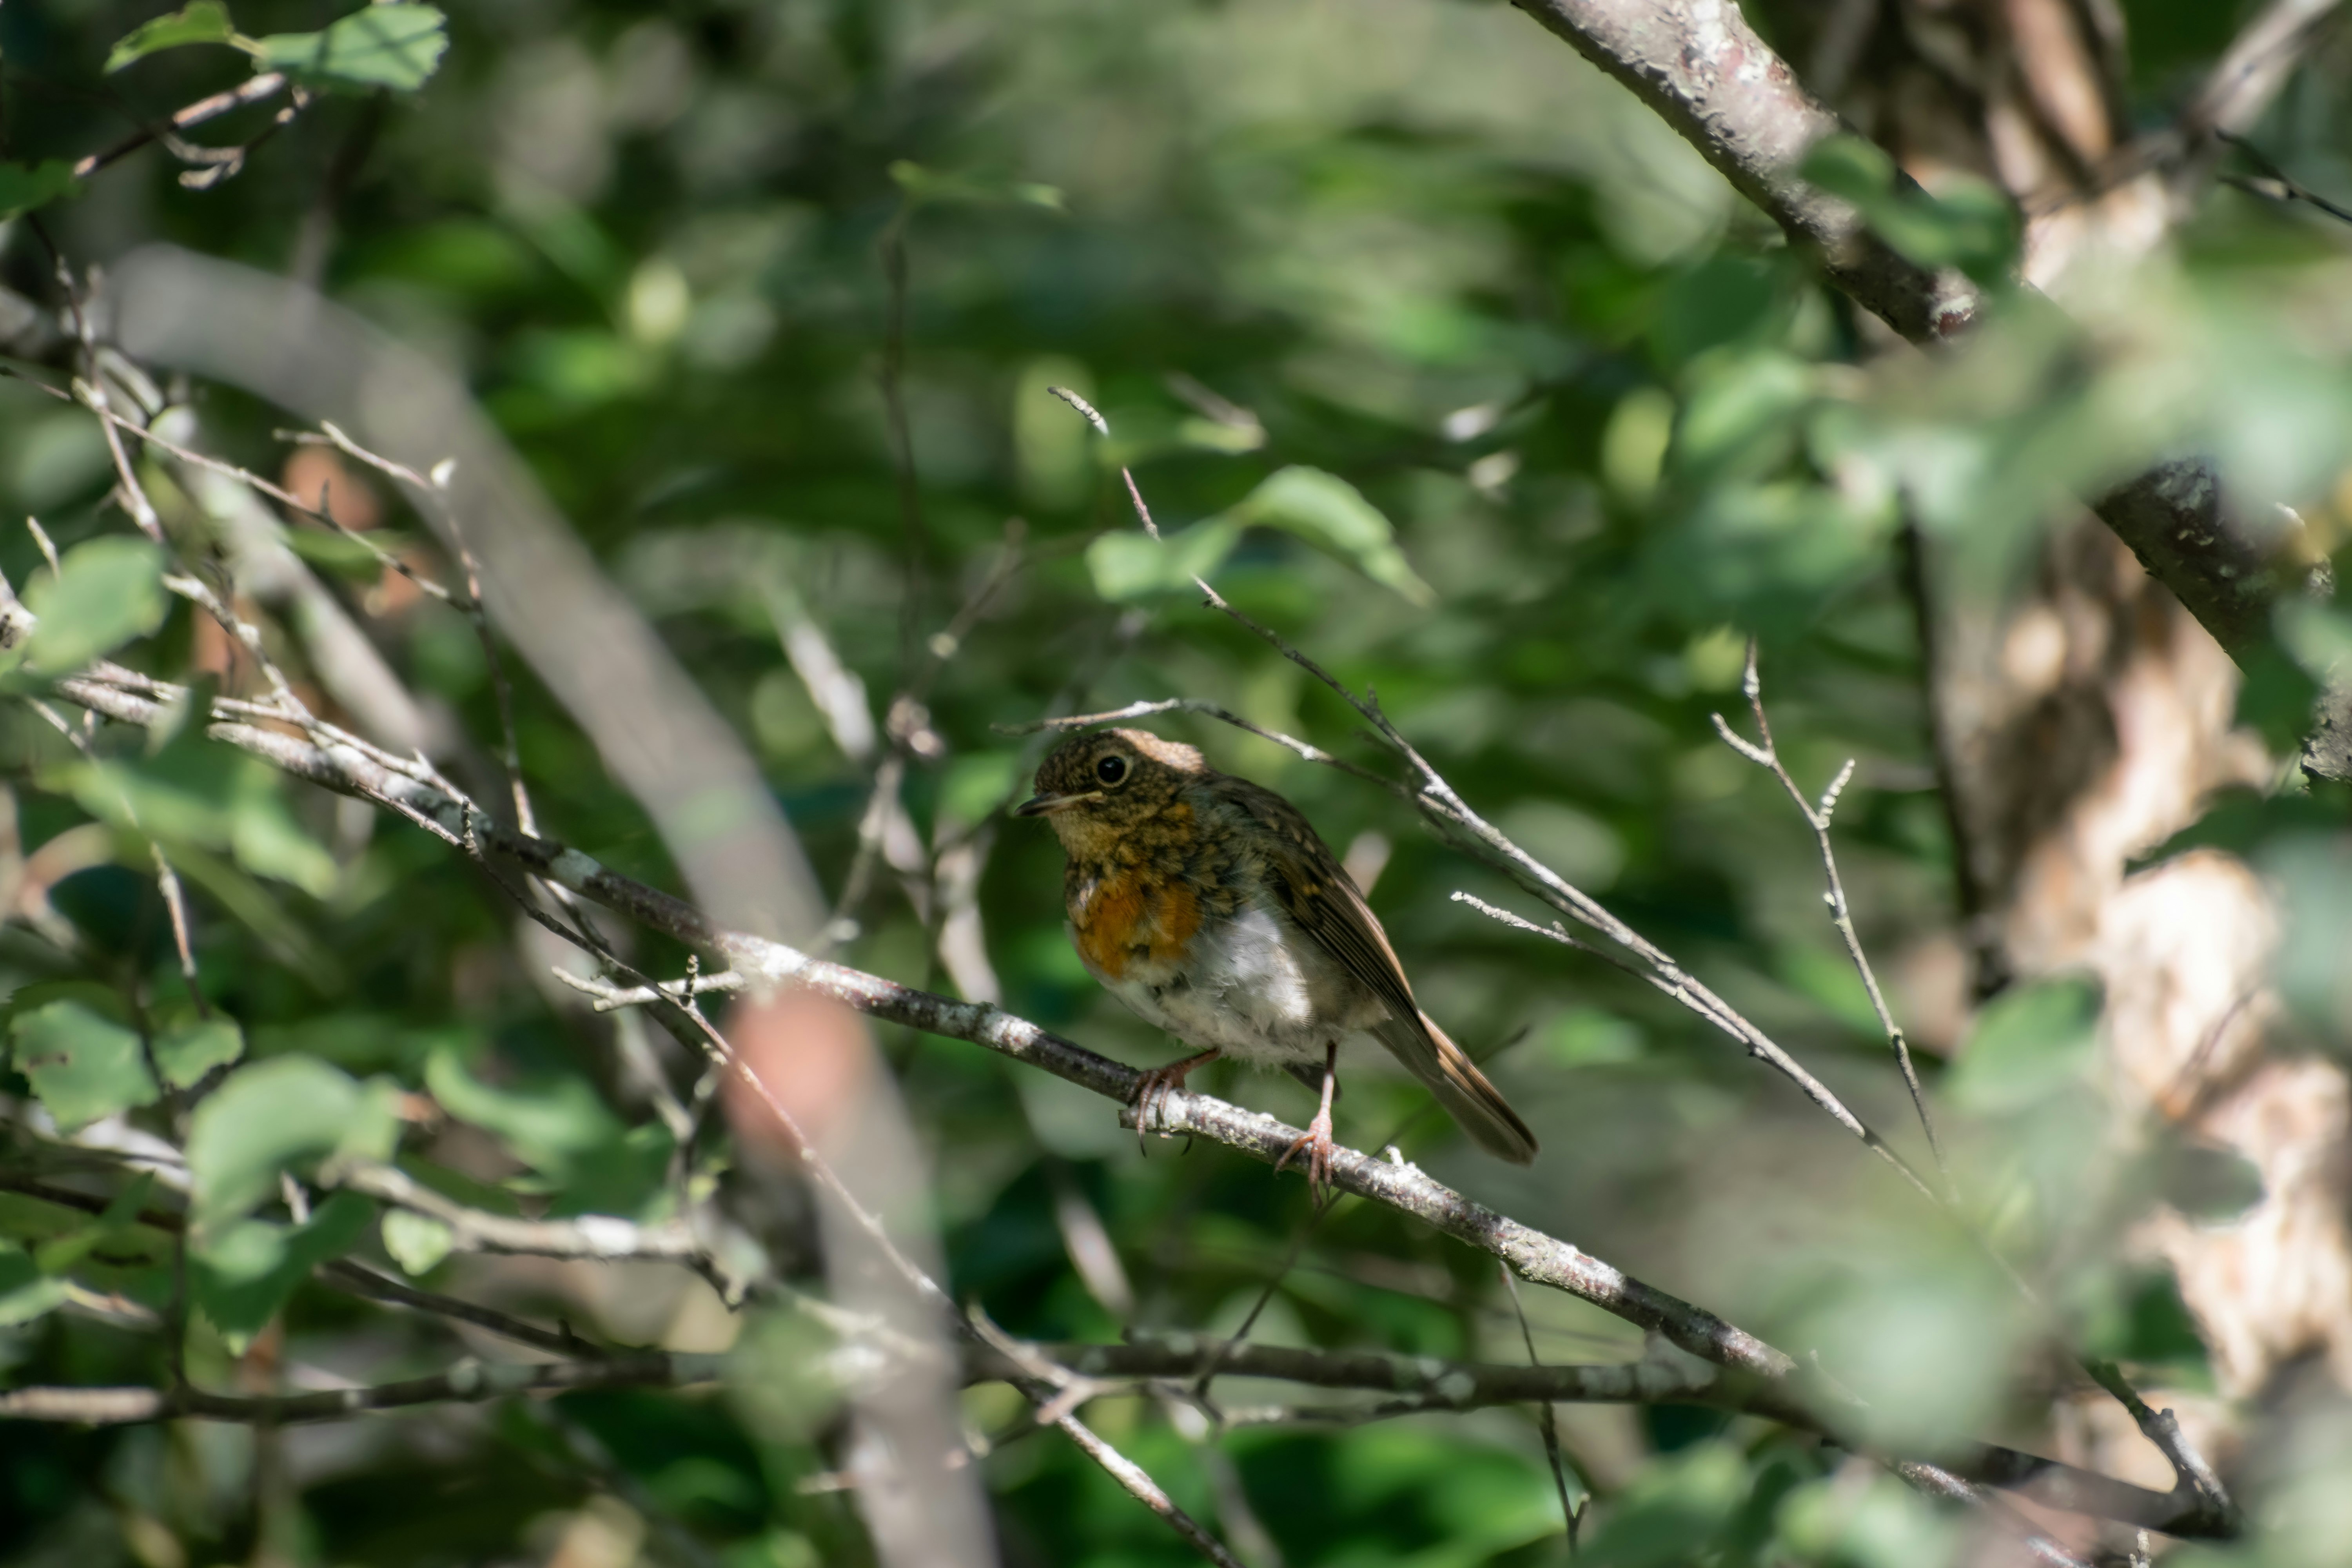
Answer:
[1711,642,1951,1189]
[0,1352,724,1426]
[322,1161,709,1265]
[1504,0,2350,779]
[71,73,292,181]
[12,636,2237,1537]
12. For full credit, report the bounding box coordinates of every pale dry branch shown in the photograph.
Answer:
[1191,580,1941,1202]
[0,373,459,606]
[1502,1261,1586,1551]
[964,1312,1246,1568]
[997,697,1399,790]
[1501,0,2351,780]
[1047,386,1160,538]
[321,1160,708,1265]
[7,589,2236,1539]
[1711,641,1949,1186]
[305,420,538,831]
[0,1351,725,1426]
[72,73,293,181]
[551,964,749,1013]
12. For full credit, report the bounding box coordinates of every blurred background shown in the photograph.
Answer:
[3,0,2352,1563]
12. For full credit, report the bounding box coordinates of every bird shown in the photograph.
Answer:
[1014,726,1537,1191]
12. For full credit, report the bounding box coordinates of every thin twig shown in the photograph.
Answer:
[0,1353,724,1426]
[1047,386,1159,538]
[23,697,207,1019]
[967,1310,1245,1568]
[1189,578,1943,1203]
[1502,1263,1585,1555]
[552,965,748,1013]
[995,697,1400,790]
[2216,130,2352,227]
[12,597,2239,1541]
[71,73,292,180]
[322,1161,710,1265]
[305,423,535,830]
[1710,639,1950,1188]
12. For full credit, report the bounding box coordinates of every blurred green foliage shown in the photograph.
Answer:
[2,0,2350,1564]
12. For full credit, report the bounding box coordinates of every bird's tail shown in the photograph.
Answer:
[1370,1011,1538,1165]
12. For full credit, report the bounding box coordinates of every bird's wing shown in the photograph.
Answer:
[1216,778,1538,1163]
[1215,778,1423,1025]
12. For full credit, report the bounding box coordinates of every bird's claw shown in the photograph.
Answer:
[1130,1050,1219,1151]
[1275,1108,1337,1204]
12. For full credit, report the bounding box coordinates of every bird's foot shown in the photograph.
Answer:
[1131,1048,1221,1148]
[1275,1044,1341,1203]
[1275,1105,1337,1203]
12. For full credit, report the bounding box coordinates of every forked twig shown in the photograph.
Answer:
[1709,638,1950,1188]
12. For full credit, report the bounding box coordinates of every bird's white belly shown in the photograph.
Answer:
[1080,902,1383,1067]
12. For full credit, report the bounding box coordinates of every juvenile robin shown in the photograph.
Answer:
[1015,727,1537,1189]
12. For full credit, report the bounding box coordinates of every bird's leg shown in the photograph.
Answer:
[1132,1047,1222,1147]
[1276,1042,1339,1201]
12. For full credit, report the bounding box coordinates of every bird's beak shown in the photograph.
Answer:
[1013,789,1098,817]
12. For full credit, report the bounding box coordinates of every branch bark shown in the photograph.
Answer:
[0,1352,724,1426]
[13,642,2236,1539]
[1506,0,2350,779]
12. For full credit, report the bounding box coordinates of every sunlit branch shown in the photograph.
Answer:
[11,606,2235,1539]
[0,1352,725,1426]
[1710,639,1950,1186]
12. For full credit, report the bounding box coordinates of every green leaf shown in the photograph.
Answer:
[22,537,169,676]
[64,740,339,900]
[424,1049,667,1214]
[256,5,448,93]
[0,161,80,223]
[887,161,1065,212]
[381,1209,454,1276]
[193,1192,372,1345]
[153,1016,244,1090]
[0,980,131,1032]
[1225,467,1435,605]
[1084,517,1241,601]
[1800,134,2018,285]
[186,1058,400,1230]
[33,1173,158,1275]
[1577,1441,1748,1565]
[0,1241,72,1328]
[105,2,245,71]
[1945,975,2103,1111]
[10,1001,158,1131]
[1798,133,1899,207]
[2153,1139,2265,1222]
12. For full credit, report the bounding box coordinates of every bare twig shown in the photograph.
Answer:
[0,1352,724,1426]
[2216,130,2352,227]
[1190,579,1943,1202]
[1502,1263,1586,1554]
[72,73,293,181]
[551,965,748,1013]
[21,696,208,1017]
[322,1161,709,1265]
[1710,640,1949,1187]
[1191,1196,1340,1402]
[1047,386,1159,538]
[996,697,1399,790]
[967,1312,1244,1568]
[307,422,536,831]
[12,595,2236,1539]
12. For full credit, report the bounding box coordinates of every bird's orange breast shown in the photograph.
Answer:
[1073,868,1202,980]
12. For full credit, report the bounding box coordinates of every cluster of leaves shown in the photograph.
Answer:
[0,0,2347,1565]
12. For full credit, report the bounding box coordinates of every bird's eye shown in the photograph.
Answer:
[1096,754,1129,786]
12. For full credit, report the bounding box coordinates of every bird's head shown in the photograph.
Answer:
[1014,727,1206,855]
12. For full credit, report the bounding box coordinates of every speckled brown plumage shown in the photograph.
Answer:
[1016,727,1537,1183]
